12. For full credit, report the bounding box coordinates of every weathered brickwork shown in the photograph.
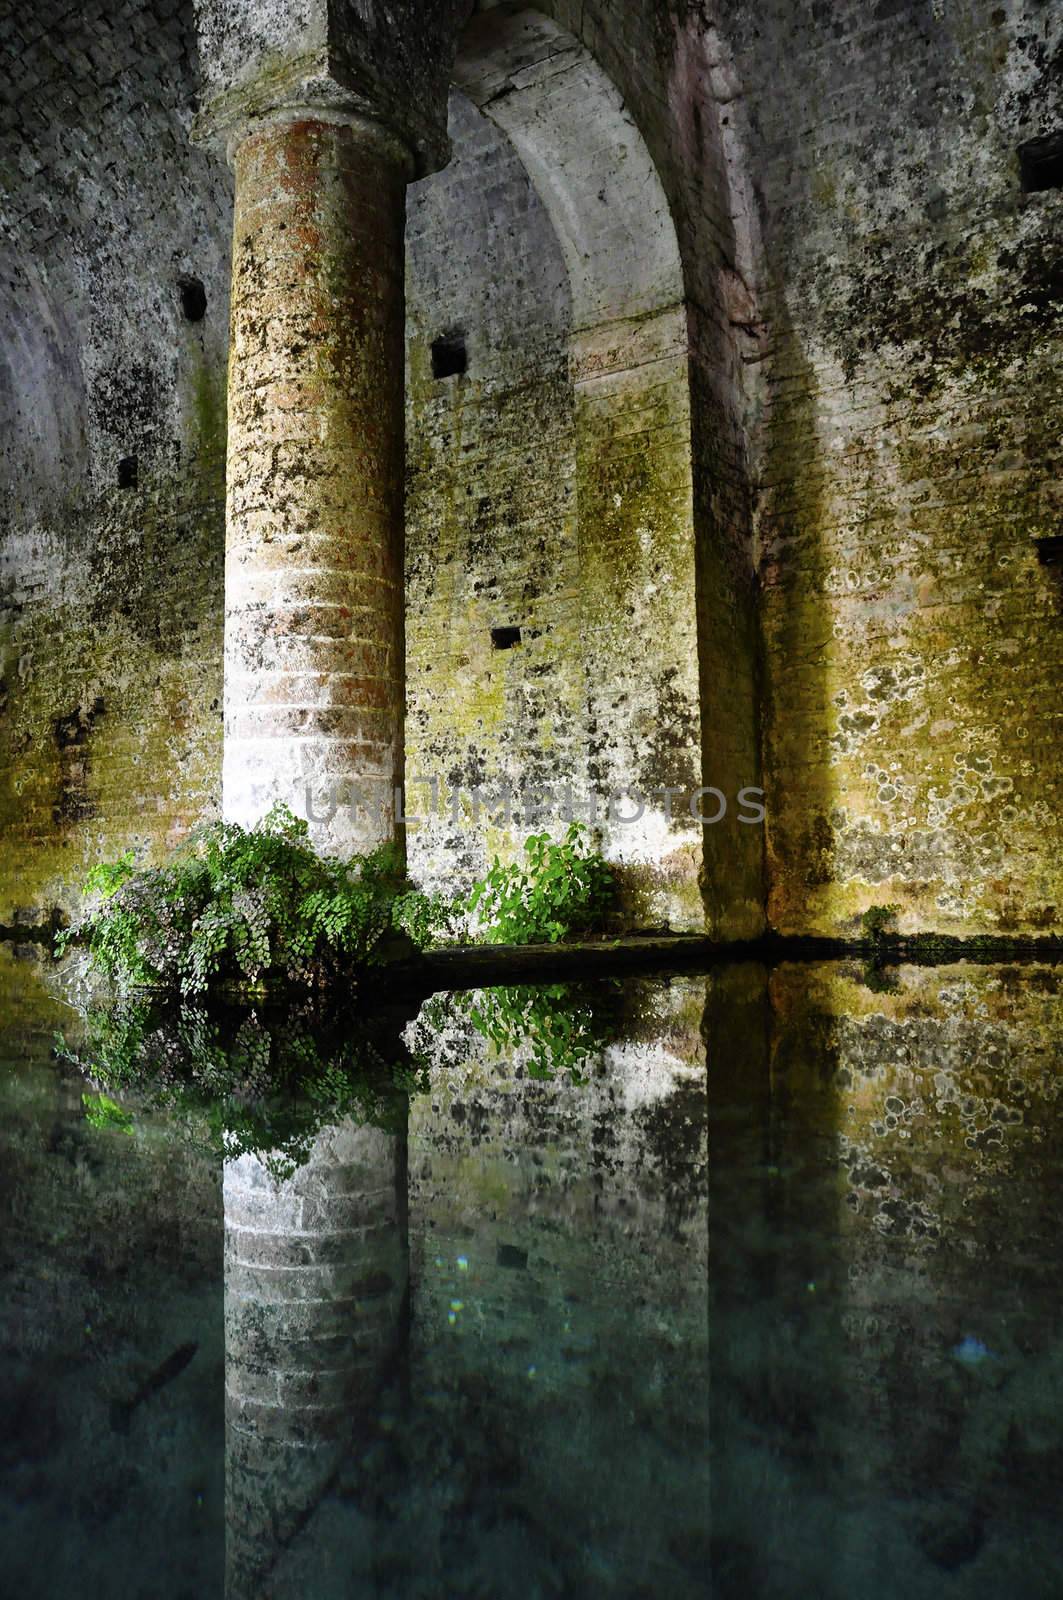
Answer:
[406,4,751,931]
[224,115,410,853]
[1,0,1058,935]
[0,0,231,925]
[404,93,586,893]
[715,0,1063,935]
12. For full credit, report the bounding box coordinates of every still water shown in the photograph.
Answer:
[1,944,1061,1598]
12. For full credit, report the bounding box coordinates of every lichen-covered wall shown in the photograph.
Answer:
[404,92,586,894]
[3,0,1058,938]
[716,0,1063,936]
[405,68,713,933]
[0,0,231,926]
[405,3,765,934]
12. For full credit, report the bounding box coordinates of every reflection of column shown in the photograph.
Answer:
[223,1116,407,1599]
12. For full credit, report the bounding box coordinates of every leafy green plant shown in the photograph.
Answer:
[406,981,622,1084]
[860,903,900,942]
[466,823,615,946]
[464,982,618,1082]
[81,1091,134,1135]
[56,804,452,997]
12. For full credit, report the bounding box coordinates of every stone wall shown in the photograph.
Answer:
[404,92,585,897]
[405,3,766,933]
[0,0,231,926]
[1,0,1059,938]
[716,0,1063,935]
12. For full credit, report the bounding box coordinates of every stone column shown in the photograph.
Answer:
[224,113,412,855]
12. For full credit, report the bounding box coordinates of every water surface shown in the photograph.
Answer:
[1,946,1061,1597]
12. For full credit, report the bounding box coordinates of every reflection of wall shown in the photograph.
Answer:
[397,974,715,1594]
[709,960,1063,1596]
[0,944,224,1597]
[223,1118,407,1599]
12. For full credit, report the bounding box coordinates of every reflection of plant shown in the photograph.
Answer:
[859,959,901,994]
[81,1091,134,1135]
[411,982,621,1084]
[56,804,452,997]
[467,823,615,946]
[58,998,423,1179]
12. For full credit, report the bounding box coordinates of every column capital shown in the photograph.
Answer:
[191,0,472,175]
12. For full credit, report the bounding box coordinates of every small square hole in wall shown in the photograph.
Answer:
[118,455,138,489]
[1018,130,1063,193]
[177,274,207,322]
[491,626,522,650]
[1035,535,1063,566]
[431,332,467,379]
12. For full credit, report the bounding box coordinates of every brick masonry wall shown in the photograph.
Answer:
[404,92,587,896]
[2,0,1058,936]
[714,0,1063,935]
[405,45,714,932]
[0,0,231,925]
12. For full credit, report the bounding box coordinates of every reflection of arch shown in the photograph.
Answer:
[406,5,707,929]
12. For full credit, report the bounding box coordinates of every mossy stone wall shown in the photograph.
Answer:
[0,0,230,925]
[720,0,1063,935]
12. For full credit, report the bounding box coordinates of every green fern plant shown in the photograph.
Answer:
[57,803,452,998]
[464,982,619,1082]
[81,1091,134,1135]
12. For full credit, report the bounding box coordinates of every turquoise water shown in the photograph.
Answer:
[1,946,1062,1597]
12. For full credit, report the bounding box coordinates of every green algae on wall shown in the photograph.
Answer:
[404,94,710,931]
[746,0,1063,938]
[0,0,230,926]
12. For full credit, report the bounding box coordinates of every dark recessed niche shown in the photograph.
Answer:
[1018,130,1063,193]
[177,274,207,322]
[1035,535,1063,567]
[431,332,467,379]
[117,455,138,490]
[491,626,522,650]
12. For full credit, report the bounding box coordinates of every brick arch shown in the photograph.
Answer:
[454,6,686,332]
[460,5,705,929]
